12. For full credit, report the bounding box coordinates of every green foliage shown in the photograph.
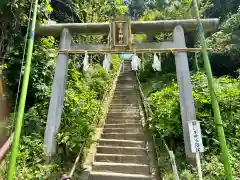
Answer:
[149,83,181,138]
[128,0,146,18]
[139,0,211,21]
[206,0,239,19]
[148,72,240,178]
[207,13,240,55]
[205,12,240,77]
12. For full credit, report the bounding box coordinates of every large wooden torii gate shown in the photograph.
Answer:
[36,17,219,161]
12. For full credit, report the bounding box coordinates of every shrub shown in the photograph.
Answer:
[148,72,240,178]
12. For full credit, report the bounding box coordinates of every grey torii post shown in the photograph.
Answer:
[44,28,71,158]
[173,25,197,161]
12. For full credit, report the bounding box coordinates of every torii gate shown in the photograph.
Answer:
[36,17,219,161]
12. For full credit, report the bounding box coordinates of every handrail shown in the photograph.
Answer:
[135,72,180,180]
[61,64,121,179]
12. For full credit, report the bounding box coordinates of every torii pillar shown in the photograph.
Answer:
[44,28,71,158]
[173,25,197,162]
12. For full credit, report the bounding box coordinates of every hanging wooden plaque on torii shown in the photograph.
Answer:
[110,16,132,51]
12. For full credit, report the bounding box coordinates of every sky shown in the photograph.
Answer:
[120,54,134,59]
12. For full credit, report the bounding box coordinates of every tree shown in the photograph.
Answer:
[50,0,81,22]
[206,0,239,19]
[128,0,146,19]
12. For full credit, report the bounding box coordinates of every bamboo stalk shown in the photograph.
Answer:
[192,0,233,179]
[7,0,38,179]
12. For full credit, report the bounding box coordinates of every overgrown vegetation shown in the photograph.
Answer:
[148,73,240,179]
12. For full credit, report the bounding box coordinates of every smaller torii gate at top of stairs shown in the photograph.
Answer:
[36,16,219,162]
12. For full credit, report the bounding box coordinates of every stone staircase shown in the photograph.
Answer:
[89,61,154,180]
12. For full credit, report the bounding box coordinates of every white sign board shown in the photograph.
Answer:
[188,120,204,153]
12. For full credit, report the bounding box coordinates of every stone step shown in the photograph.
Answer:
[114,87,136,89]
[114,89,139,95]
[106,116,140,121]
[120,65,133,68]
[119,73,136,77]
[121,67,132,69]
[101,133,145,141]
[116,81,135,84]
[107,116,140,120]
[114,90,137,93]
[98,139,145,148]
[90,172,151,180]
[113,95,138,98]
[114,88,136,91]
[105,119,141,124]
[107,111,139,114]
[117,78,135,82]
[113,91,137,93]
[108,109,139,114]
[109,104,139,109]
[108,109,139,113]
[114,86,136,88]
[114,89,137,91]
[109,104,139,108]
[118,76,133,79]
[118,74,134,77]
[119,68,133,70]
[107,112,140,118]
[109,105,139,109]
[112,95,138,98]
[117,81,135,83]
[92,162,150,175]
[104,123,142,129]
[117,78,135,81]
[121,65,132,67]
[108,107,139,110]
[114,88,137,90]
[121,65,132,68]
[116,82,136,85]
[117,77,135,81]
[118,70,135,73]
[118,77,135,80]
[95,153,149,164]
[113,94,138,97]
[109,107,139,110]
[111,100,139,104]
[115,84,136,86]
[103,128,143,134]
[112,97,138,101]
[112,95,139,100]
[114,92,138,95]
[113,92,138,95]
[97,146,147,155]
